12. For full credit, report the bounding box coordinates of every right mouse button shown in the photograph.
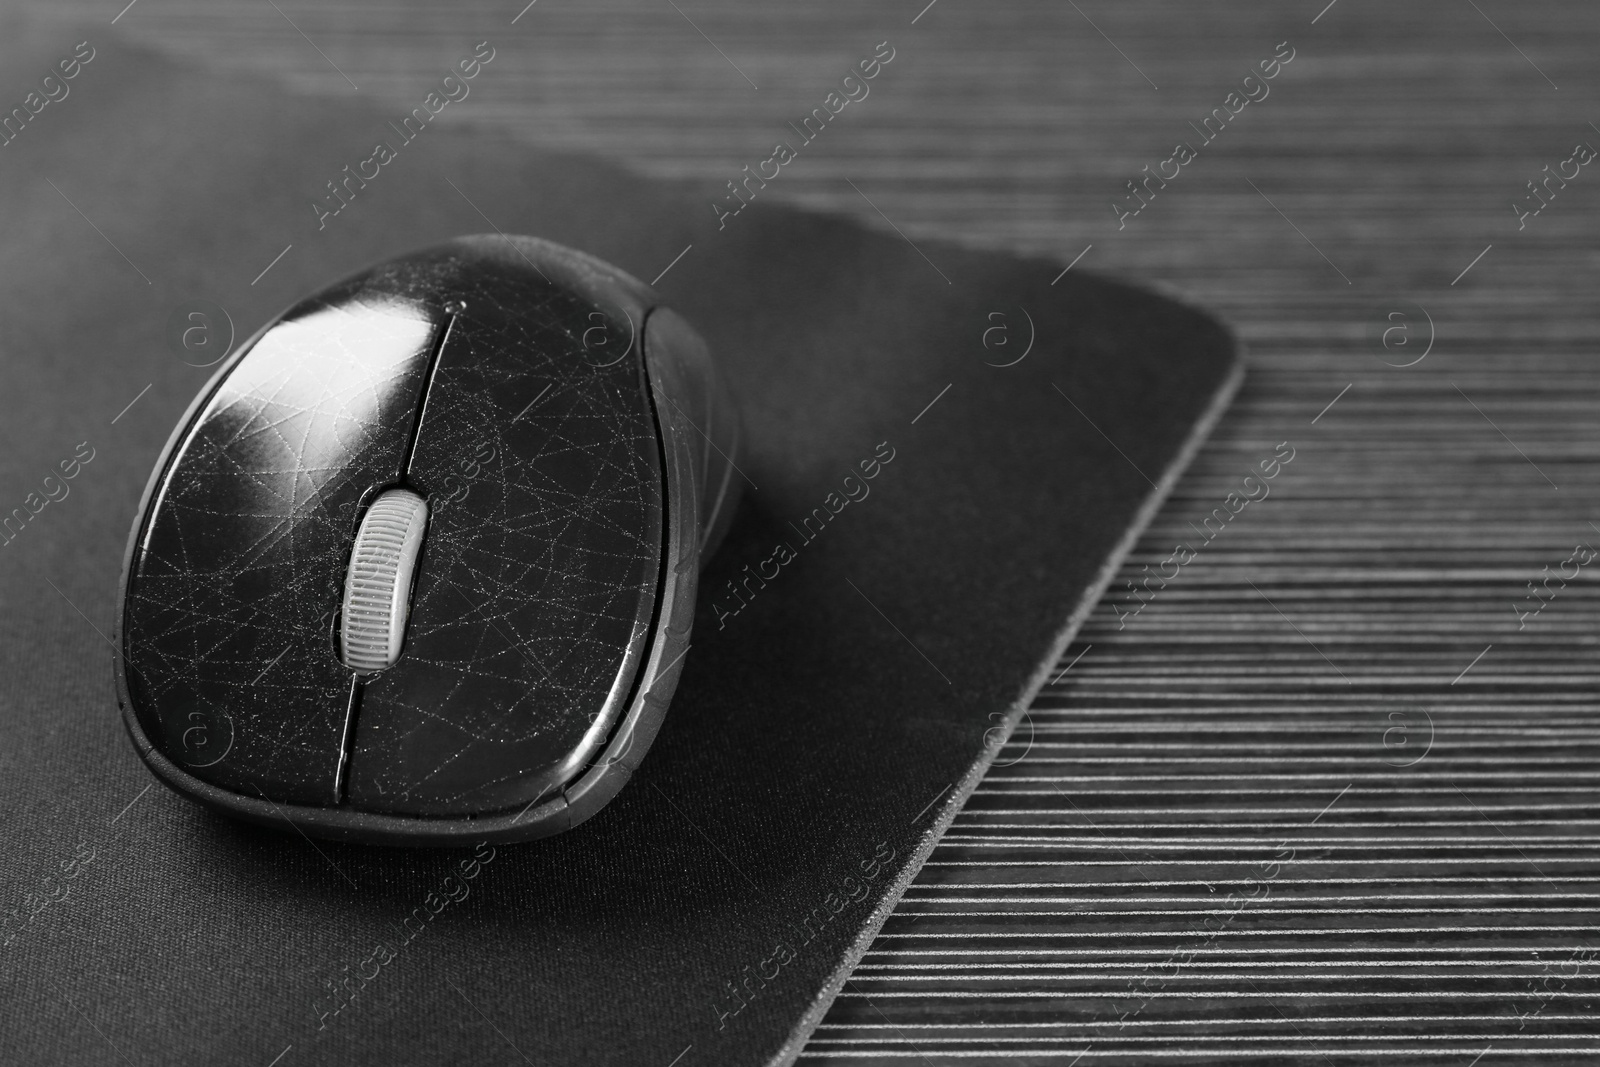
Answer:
[346,286,664,817]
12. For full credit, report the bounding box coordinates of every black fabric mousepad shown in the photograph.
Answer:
[0,21,1240,1067]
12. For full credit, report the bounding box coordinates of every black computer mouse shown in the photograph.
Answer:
[114,235,742,846]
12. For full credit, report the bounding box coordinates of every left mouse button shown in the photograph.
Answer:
[121,301,442,808]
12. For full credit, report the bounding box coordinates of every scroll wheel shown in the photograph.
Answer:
[340,488,430,673]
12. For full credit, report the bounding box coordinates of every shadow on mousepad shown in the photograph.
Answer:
[0,21,1240,1067]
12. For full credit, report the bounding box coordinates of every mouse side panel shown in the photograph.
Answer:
[553,306,726,830]
[641,307,744,563]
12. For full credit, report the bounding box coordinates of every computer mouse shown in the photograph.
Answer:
[114,235,742,846]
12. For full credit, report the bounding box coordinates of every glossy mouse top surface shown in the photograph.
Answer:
[116,236,734,844]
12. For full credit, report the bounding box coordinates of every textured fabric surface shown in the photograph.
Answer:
[0,23,1236,1067]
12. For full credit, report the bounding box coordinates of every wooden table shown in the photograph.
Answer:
[34,1,1600,1061]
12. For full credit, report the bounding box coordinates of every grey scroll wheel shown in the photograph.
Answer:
[340,488,430,673]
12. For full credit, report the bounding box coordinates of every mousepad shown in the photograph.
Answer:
[0,20,1240,1067]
